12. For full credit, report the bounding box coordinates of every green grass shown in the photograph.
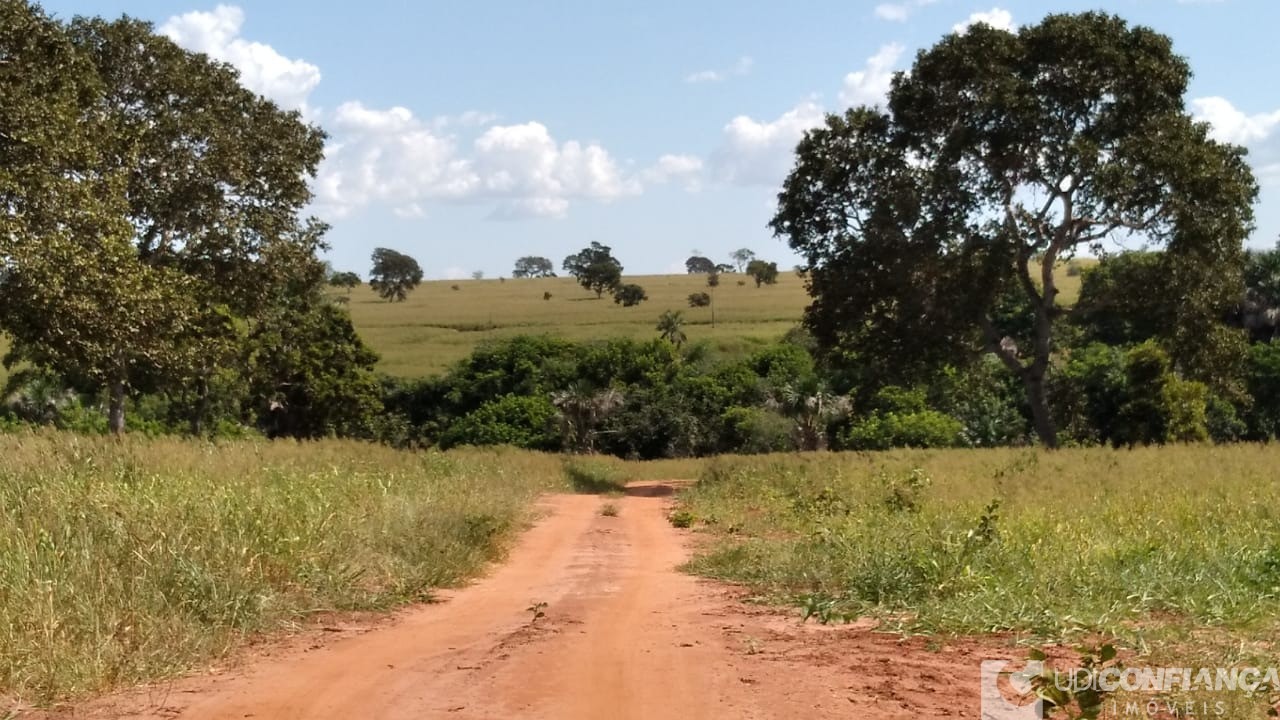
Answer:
[0,433,572,704]
[677,446,1280,637]
[676,445,1280,713]
[343,273,809,377]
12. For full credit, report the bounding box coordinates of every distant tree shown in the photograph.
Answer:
[563,242,623,298]
[685,256,716,274]
[513,256,556,278]
[707,272,721,288]
[715,263,736,274]
[746,260,779,287]
[613,283,648,307]
[730,248,756,272]
[657,310,688,348]
[688,292,711,308]
[369,248,424,302]
[772,12,1257,447]
[471,270,484,280]
[329,271,361,293]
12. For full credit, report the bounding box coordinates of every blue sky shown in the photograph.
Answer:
[43,0,1280,278]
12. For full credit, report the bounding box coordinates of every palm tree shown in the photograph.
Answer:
[766,379,852,451]
[656,310,687,348]
[551,384,625,453]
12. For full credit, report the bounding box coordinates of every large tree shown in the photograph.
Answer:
[563,242,623,298]
[369,247,424,302]
[3,8,330,434]
[771,12,1257,447]
[685,255,715,274]
[512,255,556,278]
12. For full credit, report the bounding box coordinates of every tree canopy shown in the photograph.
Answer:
[369,247,424,302]
[685,256,716,274]
[771,12,1257,447]
[512,256,556,278]
[746,260,779,288]
[563,242,623,298]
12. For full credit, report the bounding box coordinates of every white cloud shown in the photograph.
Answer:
[839,43,904,108]
[441,267,469,280]
[954,7,1016,33]
[1191,97,1280,145]
[873,0,938,22]
[685,56,754,84]
[160,5,321,112]
[711,100,826,186]
[315,102,638,220]
[641,154,704,191]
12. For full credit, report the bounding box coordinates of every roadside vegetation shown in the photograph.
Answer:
[0,433,566,703]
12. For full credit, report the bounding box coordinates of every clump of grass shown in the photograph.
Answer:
[0,431,563,705]
[600,502,619,517]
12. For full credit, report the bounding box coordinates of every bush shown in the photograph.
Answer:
[612,283,648,307]
[842,409,965,451]
[720,406,793,454]
[438,394,559,450]
[688,292,711,308]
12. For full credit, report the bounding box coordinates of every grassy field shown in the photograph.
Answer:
[674,446,1280,711]
[0,435,601,702]
[343,273,810,377]
[343,263,1090,378]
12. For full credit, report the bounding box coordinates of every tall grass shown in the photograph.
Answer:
[0,432,565,703]
[678,446,1280,638]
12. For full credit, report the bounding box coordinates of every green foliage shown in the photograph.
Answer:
[612,282,648,307]
[656,310,687,347]
[1245,341,1280,439]
[562,457,627,494]
[687,291,711,308]
[512,256,555,278]
[369,247,424,302]
[563,241,623,298]
[685,256,715,274]
[745,259,779,288]
[772,12,1258,448]
[720,406,793,454]
[329,271,362,291]
[844,408,964,451]
[438,394,559,451]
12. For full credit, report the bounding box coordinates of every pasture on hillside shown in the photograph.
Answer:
[339,264,1090,378]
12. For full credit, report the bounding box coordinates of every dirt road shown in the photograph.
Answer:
[44,483,1018,719]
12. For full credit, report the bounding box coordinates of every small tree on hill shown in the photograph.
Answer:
[329,271,361,293]
[730,248,756,272]
[563,242,623,298]
[513,256,556,278]
[369,248,423,302]
[688,292,711,308]
[747,259,779,287]
[613,283,648,307]
[685,256,715,274]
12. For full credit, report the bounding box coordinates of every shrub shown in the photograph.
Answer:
[688,292,711,308]
[720,406,793,454]
[612,283,648,307]
[843,409,965,451]
[437,394,560,450]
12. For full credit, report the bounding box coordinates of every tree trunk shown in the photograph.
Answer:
[1024,371,1058,449]
[108,379,126,436]
[189,375,209,436]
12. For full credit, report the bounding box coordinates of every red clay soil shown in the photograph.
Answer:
[23,482,1036,719]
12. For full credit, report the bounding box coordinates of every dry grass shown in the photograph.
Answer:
[0,433,568,704]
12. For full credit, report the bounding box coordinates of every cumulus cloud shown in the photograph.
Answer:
[315,102,639,220]
[873,0,939,22]
[685,56,754,84]
[1192,97,1280,145]
[711,100,826,186]
[954,7,1016,33]
[641,154,704,191]
[160,5,321,112]
[839,43,904,108]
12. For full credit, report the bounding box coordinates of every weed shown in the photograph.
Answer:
[526,601,548,623]
[600,502,619,517]
[669,509,694,528]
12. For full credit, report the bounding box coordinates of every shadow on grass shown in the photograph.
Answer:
[563,458,627,494]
